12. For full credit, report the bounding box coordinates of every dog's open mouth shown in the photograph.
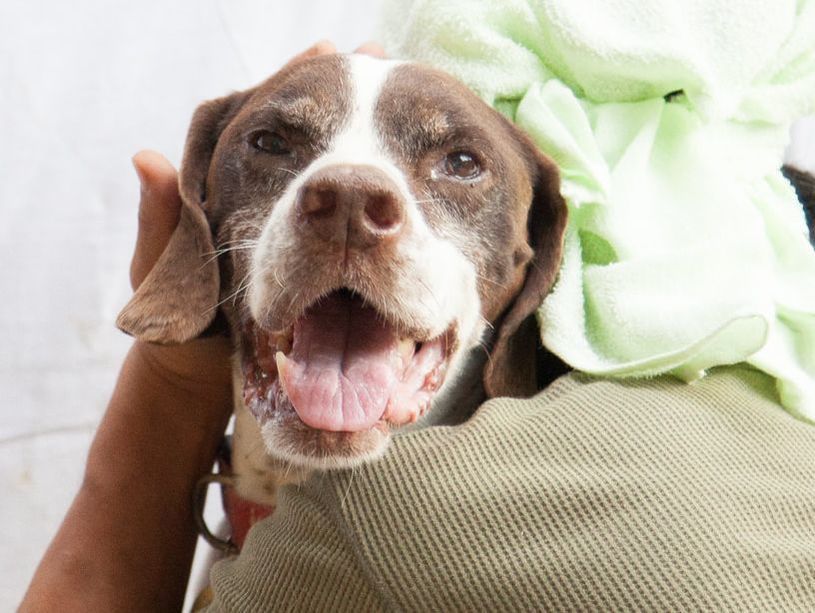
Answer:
[241,289,454,433]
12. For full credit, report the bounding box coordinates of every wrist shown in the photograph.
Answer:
[84,341,233,481]
[132,335,233,398]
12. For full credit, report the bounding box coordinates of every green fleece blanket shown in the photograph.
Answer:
[381,0,815,421]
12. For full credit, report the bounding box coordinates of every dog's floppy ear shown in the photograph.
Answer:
[484,143,568,398]
[116,91,250,344]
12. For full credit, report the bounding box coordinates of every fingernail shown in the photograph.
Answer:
[314,39,335,53]
[132,157,149,194]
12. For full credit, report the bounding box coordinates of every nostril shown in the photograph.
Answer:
[296,167,406,248]
[300,187,337,220]
[364,194,404,233]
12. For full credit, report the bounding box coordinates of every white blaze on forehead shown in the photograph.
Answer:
[334,54,399,161]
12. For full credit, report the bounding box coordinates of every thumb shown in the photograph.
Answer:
[130,150,182,290]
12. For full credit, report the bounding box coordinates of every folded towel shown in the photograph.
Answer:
[381,0,815,420]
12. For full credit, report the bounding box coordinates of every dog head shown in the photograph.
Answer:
[118,54,567,469]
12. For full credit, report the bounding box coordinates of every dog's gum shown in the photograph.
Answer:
[422,365,445,392]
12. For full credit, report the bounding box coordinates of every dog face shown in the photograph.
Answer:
[118,54,567,469]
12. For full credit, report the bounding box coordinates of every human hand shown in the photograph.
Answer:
[128,150,233,394]
[282,40,386,67]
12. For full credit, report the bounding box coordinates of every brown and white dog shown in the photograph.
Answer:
[117,54,567,504]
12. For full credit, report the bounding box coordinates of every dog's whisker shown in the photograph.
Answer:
[477,339,493,366]
[234,271,256,301]
[474,273,508,290]
[272,267,286,289]
[201,246,256,267]
[205,271,254,314]
[208,240,259,252]
[198,239,260,269]
[223,282,250,310]
[475,319,495,367]
[219,237,261,247]
[215,241,259,250]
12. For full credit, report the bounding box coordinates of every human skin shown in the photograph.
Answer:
[19,149,234,612]
[21,40,384,612]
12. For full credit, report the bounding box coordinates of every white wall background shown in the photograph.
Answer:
[0,0,812,609]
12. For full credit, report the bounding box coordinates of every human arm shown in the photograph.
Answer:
[206,368,815,611]
[20,152,233,612]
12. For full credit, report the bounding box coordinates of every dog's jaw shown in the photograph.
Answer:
[229,324,490,505]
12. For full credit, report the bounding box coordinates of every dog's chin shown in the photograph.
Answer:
[239,288,455,469]
[259,412,391,470]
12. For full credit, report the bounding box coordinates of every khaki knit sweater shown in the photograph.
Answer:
[206,367,815,611]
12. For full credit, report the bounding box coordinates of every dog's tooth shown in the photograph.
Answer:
[397,338,415,362]
[275,351,293,395]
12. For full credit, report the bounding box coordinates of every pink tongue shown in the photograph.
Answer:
[276,292,403,432]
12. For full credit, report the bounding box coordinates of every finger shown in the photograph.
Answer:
[354,42,386,58]
[282,40,337,70]
[130,150,182,289]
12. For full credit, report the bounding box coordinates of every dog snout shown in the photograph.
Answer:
[296,165,406,249]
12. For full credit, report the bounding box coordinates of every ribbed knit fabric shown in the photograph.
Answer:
[206,367,815,611]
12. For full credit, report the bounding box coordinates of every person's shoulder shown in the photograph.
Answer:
[216,367,815,611]
[303,367,815,610]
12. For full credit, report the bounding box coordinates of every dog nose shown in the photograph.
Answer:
[296,165,406,249]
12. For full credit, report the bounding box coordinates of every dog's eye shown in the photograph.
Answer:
[251,130,290,155]
[443,151,481,180]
